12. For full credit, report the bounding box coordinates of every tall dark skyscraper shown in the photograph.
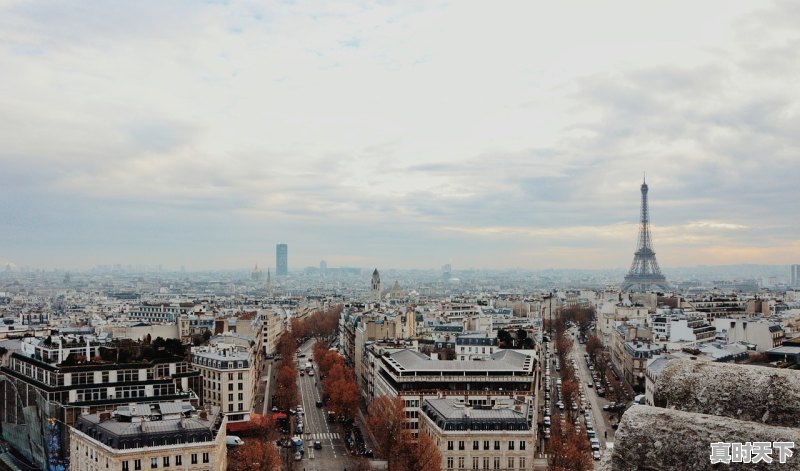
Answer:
[276,243,288,276]
[791,264,800,287]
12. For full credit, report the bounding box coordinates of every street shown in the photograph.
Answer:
[293,339,356,471]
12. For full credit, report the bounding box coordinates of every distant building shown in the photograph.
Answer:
[69,401,227,471]
[712,318,785,351]
[456,333,499,361]
[419,397,533,471]
[371,269,381,303]
[127,302,200,323]
[276,244,288,276]
[792,264,800,287]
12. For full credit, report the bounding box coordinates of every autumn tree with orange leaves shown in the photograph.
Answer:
[367,395,408,471]
[227,438,281,471]
[396,432,442,471]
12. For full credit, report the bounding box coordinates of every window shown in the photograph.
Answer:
[520,440,526,450]
[494,441,500,450]
[122,462,129,471]
[519,457,526,469]
[238,382,243,390]
[447,441,453,451]
[483,441,489,450]
[228,373,233,380]
[202,453,209,463]
[508,458,514,469]
[493,457,500,470]
[191,454,197,465]
[228,383,233,391]
[447,457,454,470]
[229,404,234,412]
[151,457,157,468]
[483,457,489,469]
[228,394,234,401]
[509,440,515,450]
[472,457,479,469]
[238,372,243,380]
[134,460,141,471]
[175,456,182,466]
[458,457,465,469]
[473,441,479,450]
[458,440,465,451]
[163,457,169,467]
[238,393,243,401]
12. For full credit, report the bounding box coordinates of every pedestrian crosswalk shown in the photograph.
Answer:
[304,432,340,440]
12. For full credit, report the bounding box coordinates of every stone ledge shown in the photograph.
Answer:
[611,405,800,471]
[654,359,800,426]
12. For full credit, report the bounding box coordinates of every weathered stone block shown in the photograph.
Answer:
[612,406,800,471]
[654,359,800,426]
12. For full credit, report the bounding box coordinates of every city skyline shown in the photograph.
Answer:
[1,1,799,270]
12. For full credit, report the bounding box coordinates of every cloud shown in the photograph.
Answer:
[0,0,798,269]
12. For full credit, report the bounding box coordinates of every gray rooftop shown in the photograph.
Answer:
[422,398,530,431]
[387,348,532,373]
[74,401,222,450]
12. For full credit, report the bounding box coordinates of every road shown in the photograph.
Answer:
[569,329,616,454]
[294,339,355,471]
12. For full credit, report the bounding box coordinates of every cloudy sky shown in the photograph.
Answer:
[1,0,798,271]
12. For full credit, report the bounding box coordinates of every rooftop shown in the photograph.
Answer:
[387,348,532,373]
[73,401,223,450]
[422,398,530,431]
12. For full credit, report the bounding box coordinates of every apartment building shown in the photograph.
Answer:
[419,397,533,471]
[1,336,200,427]
[372,349,537,437]
[712,318,785,351]
[69,401,226,471]
[456,333,499,361]
[127,302,200,323]
[191,340,256,424]
[0,335,200,468]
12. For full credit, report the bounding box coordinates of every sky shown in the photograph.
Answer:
[1,0,799,271]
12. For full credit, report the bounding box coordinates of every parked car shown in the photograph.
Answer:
[593,450,601,460]
[226,436,245,447]
[590,438,601,450]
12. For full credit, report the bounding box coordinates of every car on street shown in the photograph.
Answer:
[590,438,601,450]
[593,450,601,460]
[314,441,322,450]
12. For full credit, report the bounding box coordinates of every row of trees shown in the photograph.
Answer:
[273,331,299,410]
[314,340,360,421]
[548,317,593,470]
[366,396,442,471]
[290,304,343,340]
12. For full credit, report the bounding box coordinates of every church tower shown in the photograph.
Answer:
[371,268,381,303]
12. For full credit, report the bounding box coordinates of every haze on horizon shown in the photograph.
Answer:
[1,1,798,272]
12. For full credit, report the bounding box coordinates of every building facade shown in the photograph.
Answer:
[69,401,226,471]
[419,397,533,471]
[191,341,256,424]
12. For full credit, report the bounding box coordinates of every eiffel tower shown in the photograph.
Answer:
[621,177,669,292]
